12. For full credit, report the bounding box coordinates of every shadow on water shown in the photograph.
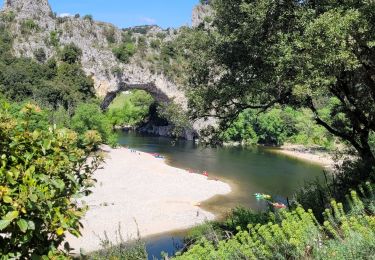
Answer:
[117,131,326,259]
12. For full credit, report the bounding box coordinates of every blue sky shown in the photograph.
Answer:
[48,1,200,29]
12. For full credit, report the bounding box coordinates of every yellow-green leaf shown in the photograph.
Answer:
[56,227,64,236]
[17,219,28,233]
[3,196,12,204]
[0,220,10,230]
[3,211,19,221]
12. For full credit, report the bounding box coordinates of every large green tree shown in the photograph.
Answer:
[181,0,375,182]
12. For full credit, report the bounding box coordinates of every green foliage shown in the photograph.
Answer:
[20,19,39,34]
[137,36,148,57]
[0,26,95,111]
[103,26,116,44]
[59,43,82,64]
[157,102,191,137]
[0,25,12,57]
[176,186,375,259]
[150,39,161,50]
[112,42,136,63]
[106,90,154,127]
[33,48,46,63]
[0,11,15,23]
[180,0,375,175]
[83,14,93,22]
[121,31,134,44]
[89,225,147,260]
[71,103,117,146]
[222,107,334,148]
[49,30,60,47]
[0,103,103,258]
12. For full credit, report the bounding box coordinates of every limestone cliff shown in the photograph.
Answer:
[1,0,186,106]
[0,0,214,139]
[192,3,213,28]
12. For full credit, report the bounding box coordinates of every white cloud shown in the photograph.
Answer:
[58,13,73,18]
[139,16,156,24]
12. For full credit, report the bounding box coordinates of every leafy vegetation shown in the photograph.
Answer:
[178,0,375,190]
[175,184,375,259]
[89,226,147,260]
[0,102,103,258]
[59,43,83,64]
[71,102,117,146]
[20,19,39,34]
[106,90,154,127]
[112,42,136,63]
[222,107,334,148]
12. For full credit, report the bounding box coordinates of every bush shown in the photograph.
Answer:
[0,11,15,22]
[83,14,93,22]
[89,225,147,260]
[112,42,136,63]
[59,43,82,64]
[49,31,60,47]
[175,185,375,259]
[103,26,116,44]
[106,90,153,127]
[0,103,103,258]
[150,39,161,50]
[71,103,117,146]
[33,48,46,63]
[20,19,39,34]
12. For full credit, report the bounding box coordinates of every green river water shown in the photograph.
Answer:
[116,131,325,259]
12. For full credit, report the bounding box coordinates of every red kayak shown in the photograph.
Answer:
[272,202,286,209]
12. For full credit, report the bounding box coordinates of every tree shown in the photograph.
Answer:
[71,103,116,145]
[180,0,375,183]
[0,103,102,258]
[112,42,136,63]
[59,43,82,64]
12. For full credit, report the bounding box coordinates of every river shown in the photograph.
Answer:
[116,131,325,259]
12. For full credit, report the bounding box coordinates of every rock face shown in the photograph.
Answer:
[192,4,213,28]
[4,0,52,16]
[1,0,186,106]
[1,0,215,139]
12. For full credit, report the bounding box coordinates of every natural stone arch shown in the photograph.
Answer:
[100,82,172,110]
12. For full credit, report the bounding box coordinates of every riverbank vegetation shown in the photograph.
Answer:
[0,103,103,258]
[106,90,154,128]
[221,106,335,149]
[1,0,374,258]
[175,184,375,259]
[175,0,375,203]
[167,0,375,258]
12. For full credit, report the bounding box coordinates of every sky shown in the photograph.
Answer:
[48,0,200,29]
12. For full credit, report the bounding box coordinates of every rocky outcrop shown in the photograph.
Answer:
[1,0,186,106]
[1,0,214,139]
[192,4,213,28]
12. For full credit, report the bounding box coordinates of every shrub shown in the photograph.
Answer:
[150,39,161,50]
[71,103,117,146]
[103,26,116,44]
[89,225,148,259]
[0,11,15,22]
[20,19,39,34]
[175,185,375,259]
[49,31,60,47]
[0,103,103,258]
[83,14,93,22]
[112,42,136,63]
[33,48,46,63]
[59,43,82,64]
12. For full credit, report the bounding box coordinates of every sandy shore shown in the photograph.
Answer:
[65,146,231,253]
[270,144,334,168]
